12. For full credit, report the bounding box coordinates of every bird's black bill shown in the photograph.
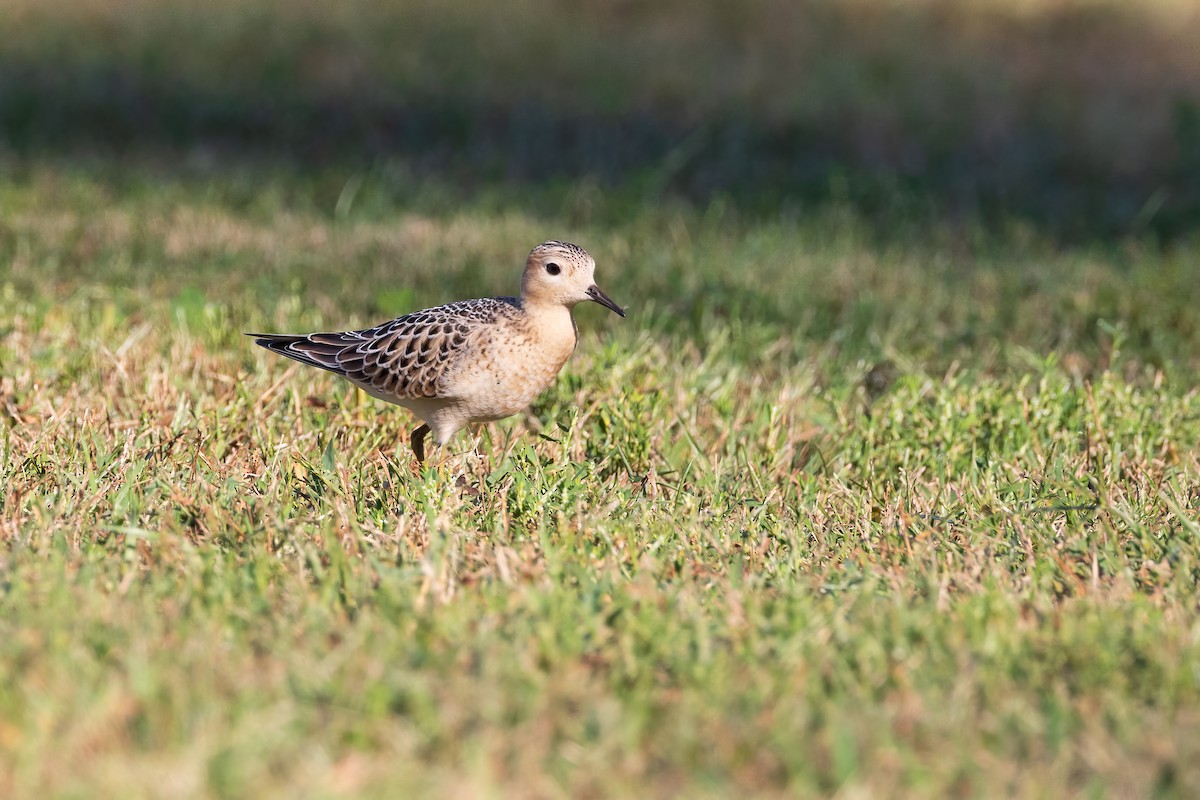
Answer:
[586,284,626,317]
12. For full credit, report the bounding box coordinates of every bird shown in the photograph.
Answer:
[250,240,625,463]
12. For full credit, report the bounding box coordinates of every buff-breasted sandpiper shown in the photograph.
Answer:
[250,240,625,462]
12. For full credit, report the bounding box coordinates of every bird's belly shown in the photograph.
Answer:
[452,345,571,422]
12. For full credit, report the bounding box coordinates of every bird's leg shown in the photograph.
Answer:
[411,423,430,465]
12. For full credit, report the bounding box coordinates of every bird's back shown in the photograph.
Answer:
[251,296,524,402]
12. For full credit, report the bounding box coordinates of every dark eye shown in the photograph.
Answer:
[545,262,561,276]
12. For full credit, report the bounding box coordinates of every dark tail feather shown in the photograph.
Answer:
[247,332,350,374]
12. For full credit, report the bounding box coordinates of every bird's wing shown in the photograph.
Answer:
[251,297,521,399]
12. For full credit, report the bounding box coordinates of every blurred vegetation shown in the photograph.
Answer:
[3,0,1200,240]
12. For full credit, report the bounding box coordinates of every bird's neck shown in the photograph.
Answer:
[521,300,578,353]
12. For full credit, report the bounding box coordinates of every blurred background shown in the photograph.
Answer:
[5,0,1199,241]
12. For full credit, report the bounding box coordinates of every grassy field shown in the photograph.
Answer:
[3,1,1200,797]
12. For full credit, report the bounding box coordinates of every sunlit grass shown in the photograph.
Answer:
[2,160,1200,797]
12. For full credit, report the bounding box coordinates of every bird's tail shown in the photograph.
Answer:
[247,332,357,375]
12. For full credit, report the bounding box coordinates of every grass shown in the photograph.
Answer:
[4,0,1200,237]
[3,160,1199,798]
[3,1,1200,797]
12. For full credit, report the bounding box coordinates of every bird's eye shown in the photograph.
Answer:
[545,262,561,276]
